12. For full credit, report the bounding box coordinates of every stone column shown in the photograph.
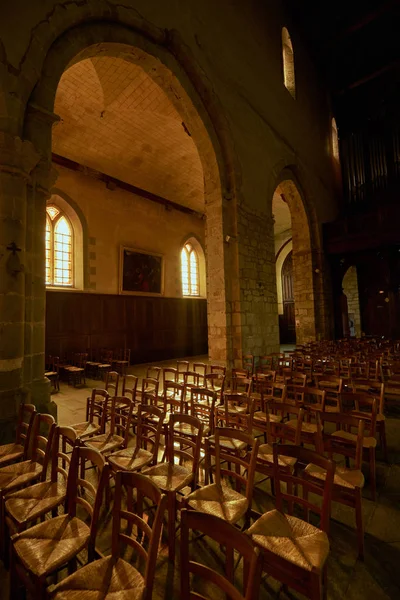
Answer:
[24,160,58,415]
[0,132,40,442]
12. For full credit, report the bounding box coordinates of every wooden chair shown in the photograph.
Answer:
[246,444,335,600]
[205,372,225,403]
[139,377,160,406]
[183,370,201,403]
[113,347,131,376]
[315,374,343,412]
[48,472,167,600]
[216,391,251,429]
[257,355,274,373]
[189,387,217,438]
[177,360,190,383]
[209,364,227,376]
[3,426,77,563]
[163,380,186,415]
[84,396,133,459]
[107,404,165,477]
[243,353,255,375]
[122,374,138,402]
[305,412,366,558]
[336,393,378,499]
[64,352,87,387]
[0,403,36,468]
[183,427,259,529]
[351,379,387,461]
[78,389,110,439]
[162,366,178,387]
[9,446,107,600]
[146,365,162,381]
[143,413,203,560]
[180,509,263,600]
[193,361,207,385]
[45,356,60,392]
[105,370,119,396]
[97,349,113,380]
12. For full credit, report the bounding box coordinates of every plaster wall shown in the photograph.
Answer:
[53,165,206,297]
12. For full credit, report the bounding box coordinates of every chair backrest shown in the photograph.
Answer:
[121,375,138,403]
[88,389,110,431]
[112,472,167,600]
[205,373,225,403]
[242,354,255,375]
[136,404,165,460]
[303,387,326,411]
[167,414,203,486]
[176,361,190,380]
[108,396,133,444]
[162,367,178,386]
[273,443,335,534]
[252,400,305,446]
[27,413,56,473]
[180,509,262,600]
[50,426,78,484]
[15,403,36,456]
[257,355,274,373]
[183,370,201,391]
[351,379,384,413]
[147,366,161,380]
[193,362,207,382]
[163,381,185,413]
[209,364,226,376]
[66,445,107,557]
[209,427,259,506]
[340,392,377,437]
[105,370,119,396]
[321,411,364,469]
[222,393,251,430]
[141,377,160,404]
[190,387,217,434]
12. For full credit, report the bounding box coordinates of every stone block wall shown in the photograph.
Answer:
[343,265,361,337]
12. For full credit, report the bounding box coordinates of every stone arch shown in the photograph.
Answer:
[275,239,293,314]
[271,168,321,343]
[21,19,241,367]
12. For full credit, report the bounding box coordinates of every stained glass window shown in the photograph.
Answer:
[45,206,73,286]
[181,243,199,296]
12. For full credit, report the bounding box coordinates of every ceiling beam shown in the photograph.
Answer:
[336,58,400,94]
[335,0,400,39]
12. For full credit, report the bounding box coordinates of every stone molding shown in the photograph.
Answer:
[0,130,40,180]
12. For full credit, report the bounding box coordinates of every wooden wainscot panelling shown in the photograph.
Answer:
[46,291,208,363]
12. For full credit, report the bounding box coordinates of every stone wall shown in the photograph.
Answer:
[343,266,361,337]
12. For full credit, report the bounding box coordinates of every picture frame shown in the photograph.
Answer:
[119,246,164,296]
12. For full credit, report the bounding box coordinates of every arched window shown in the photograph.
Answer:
[282,27,295,99]
[45,204,73,286]
[332,117,340,162]
[181,242,200,296]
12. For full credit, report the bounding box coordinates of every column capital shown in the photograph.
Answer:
[32,159,59,197]
[0,131,40,180]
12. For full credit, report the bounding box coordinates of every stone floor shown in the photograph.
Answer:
[1,354,400,599]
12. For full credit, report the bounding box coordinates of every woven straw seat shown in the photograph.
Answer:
[258,444,297,468]
[185,483,248,524]
[247,509,330,571]
[253,411,282,423]
[0,443,24,467]
[5,481,67,525]
[13,514,90,577]
[208,434,247,452]
[50,556,145,600]
[107,447,153,472]
[305,463,364,490]
[175,422,210,437]
[85,433,124,454]
[69,421,101,440]
[142,462,193,492]
[331,430,377,448]
[0,460,42,493]
[286,419,319,434]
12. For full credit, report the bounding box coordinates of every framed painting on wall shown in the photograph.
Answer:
[119,246,164,295]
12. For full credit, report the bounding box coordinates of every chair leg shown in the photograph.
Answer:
[354,488,364,560]
[167,492,176,561]
[368,448,376,501]
[380,423,388,463]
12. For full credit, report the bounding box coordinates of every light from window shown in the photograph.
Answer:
[46,205,73,286]
[332,117,340,162]
[181,243,199,296]
[282,27,295,99]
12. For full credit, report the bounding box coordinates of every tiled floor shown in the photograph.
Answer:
[1,355,400,599]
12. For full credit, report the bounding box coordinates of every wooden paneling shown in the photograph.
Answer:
[46,291,208,363]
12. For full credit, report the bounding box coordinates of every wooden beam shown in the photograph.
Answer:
[51,153,205,219]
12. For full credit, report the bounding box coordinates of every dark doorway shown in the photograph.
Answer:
[279,251,296,343]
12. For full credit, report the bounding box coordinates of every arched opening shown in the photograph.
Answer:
[282,27,295,99]
[181,236,206,298]
[22,23,237,374]
[342,265,361,337]
[272,177,318,344]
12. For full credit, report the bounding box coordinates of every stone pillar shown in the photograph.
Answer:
[234,203,280,365]
[0,132,40,442]
[24,160,58,415]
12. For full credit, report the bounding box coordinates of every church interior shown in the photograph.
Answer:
[1,0,400,598]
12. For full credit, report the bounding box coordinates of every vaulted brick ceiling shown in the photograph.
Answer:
[53,57,204,212]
